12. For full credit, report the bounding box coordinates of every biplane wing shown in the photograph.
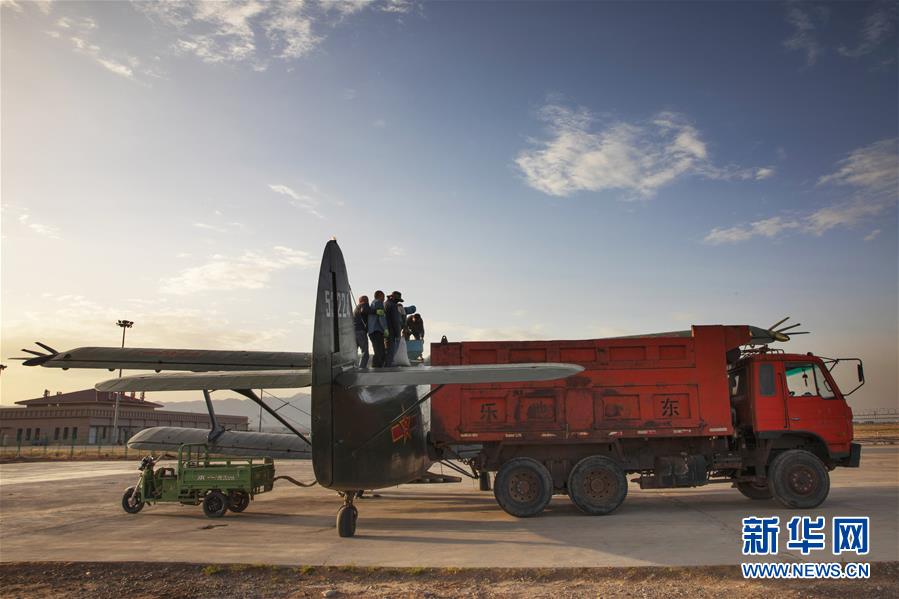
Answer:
[335,363,583,388]
[14,345,311,372]
[95,369,313,392]
[127,427,311,458]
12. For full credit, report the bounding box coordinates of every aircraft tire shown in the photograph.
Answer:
[229,491,250,512]
[494,457,553,518]
[337,505,357,537]
[121,486,144,514]
[768,450,830,509]
[567,456,627,516]
[736,480,773,500]
[202,490,229,518]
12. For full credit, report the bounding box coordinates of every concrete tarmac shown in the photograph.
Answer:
[1,447,897,568]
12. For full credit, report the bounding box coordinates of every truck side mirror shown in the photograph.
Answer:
[857,364,865,382]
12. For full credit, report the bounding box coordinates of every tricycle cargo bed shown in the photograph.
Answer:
[429,325,752,445]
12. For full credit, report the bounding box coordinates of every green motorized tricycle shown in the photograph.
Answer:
[121,443,275,518]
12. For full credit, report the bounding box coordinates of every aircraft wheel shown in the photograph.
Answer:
[229,491,250,512]
[494,457,553,518]
[768,450,830,509]
[567,456,627,515]
[121,486,144,514]
[336,505,358,537]
[736,480,773,500]
[203,490,230,518]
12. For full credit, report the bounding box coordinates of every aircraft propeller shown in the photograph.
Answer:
[11,342,60,366]
[749,317,810,344]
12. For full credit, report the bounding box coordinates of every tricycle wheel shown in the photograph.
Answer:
[121,486,144,514]
[336,505,357,537]
[229,491,250,513]
[203,490,229,518]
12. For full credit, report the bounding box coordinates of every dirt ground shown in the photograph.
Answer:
[853,422,899,443]
[1,562,897,599]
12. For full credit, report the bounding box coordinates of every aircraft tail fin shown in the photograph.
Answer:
[311,240,357,485]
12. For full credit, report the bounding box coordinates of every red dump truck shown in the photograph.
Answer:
[429,325,864,518]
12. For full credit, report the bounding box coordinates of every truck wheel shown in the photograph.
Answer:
[336,505,357,537]
[768,450,830,509]
[567,456,627,515]
[202,490,229,518]
[229,491,250,513]
[121,486,144,514]
[736,481,773,500]
[494,457,553,518]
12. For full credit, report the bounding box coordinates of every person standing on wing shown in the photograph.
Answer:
[367,290,388,368]
[385,291,415,367]
[353,295,371,368]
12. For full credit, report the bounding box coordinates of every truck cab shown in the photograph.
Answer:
[730,351,862,470]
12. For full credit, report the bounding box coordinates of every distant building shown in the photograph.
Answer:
[0,389,248,446]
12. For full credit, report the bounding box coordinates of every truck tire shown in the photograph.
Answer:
[229,491,250,513]
[768,450,830,509]
[202,490,229,518]
[494,457,553,518]
[736,481,773,500]
[121,486,144,514]
[567,456,627,515]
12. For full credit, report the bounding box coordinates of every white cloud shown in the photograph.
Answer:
[136,0,405,69]
[1,0,24,13]
[704,217,800,245]
[160,246,315,294]
[268,182,325,218]
[783,3,826,66]
[387,245,406,257]
[3,300,290,361]
[817,138,898,192]
[838,4,897,58]
[755,167,776,180]
[372,118,387,128]
[705,138,898,244]
[17,212,61,239]
[863,229,882,242]
[193,222,228,233]
[427,319,549,342]
[515,103,763,199]
[47,15,160,82]
[193,222,244,233]
[379,0,415,14]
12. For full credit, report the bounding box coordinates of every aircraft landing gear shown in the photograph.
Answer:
[336,492,359,537]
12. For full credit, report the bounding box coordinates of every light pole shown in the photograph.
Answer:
[111,319,134,444]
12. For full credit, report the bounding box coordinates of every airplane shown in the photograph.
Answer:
[17,240,583,536]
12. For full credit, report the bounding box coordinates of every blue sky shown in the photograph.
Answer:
[2,0,896,411]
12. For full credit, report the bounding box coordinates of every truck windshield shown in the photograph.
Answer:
[784,363,835,399]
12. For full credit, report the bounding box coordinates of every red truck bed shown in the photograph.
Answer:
[429,325,752,445]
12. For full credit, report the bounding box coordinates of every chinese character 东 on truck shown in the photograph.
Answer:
[429,325,864,518]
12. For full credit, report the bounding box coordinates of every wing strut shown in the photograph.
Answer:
[233,389,312,447]
[349,385,444,458]
[202,390,226,443]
